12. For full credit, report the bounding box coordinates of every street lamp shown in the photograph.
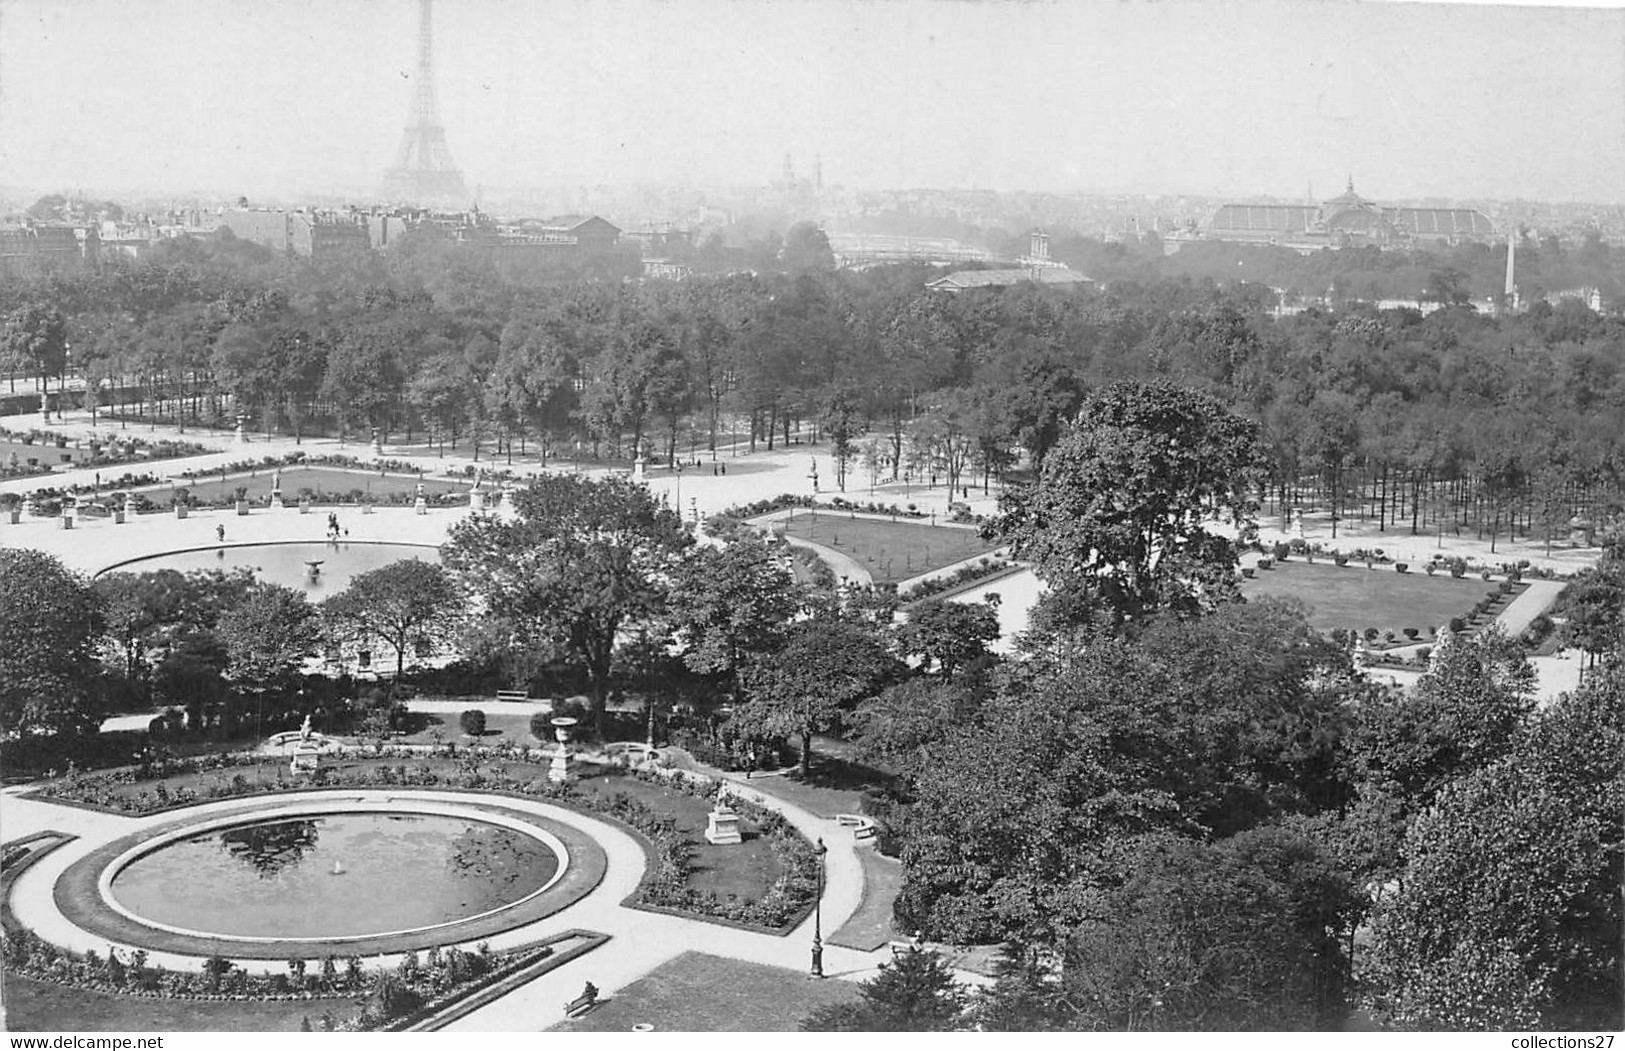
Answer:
[811,836,827,978]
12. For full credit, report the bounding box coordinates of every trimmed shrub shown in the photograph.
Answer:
[529,711,554,743]
[1449,559,1467,578]
[459,709,486,737]
[1395,563,1409,574]
[1403,627,1419,639]
[1416,646,1432,662]
[1363,627,1380,642]
[1448,616,1466,633]
[1424,562,1437,575]
[1273,542,1291,561]
[1257,557,1274,570]
[1334,555,1349,566]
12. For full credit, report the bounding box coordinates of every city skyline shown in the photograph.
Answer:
[1,0,1623,206]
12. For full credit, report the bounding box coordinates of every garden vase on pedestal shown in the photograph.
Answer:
[549,717,578,783]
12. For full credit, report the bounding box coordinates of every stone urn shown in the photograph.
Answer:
[549,717,579,783]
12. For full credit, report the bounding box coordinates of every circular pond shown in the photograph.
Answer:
[108,811,558,940]
[100,541,440,593]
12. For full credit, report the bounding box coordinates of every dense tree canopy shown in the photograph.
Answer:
[323,560,461,685]
[441,474,691,734]
[1364,662,1623,1031]
[995,381,1267,621]
[0,550,105,737]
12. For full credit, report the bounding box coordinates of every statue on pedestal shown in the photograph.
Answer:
[414,481,428,515]
[705,783,743,845]
[469,469,486,512]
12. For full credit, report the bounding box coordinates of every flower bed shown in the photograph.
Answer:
[899,556,1016,603]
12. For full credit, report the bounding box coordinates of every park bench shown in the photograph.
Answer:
[889,936,926,958]
[563,983,599,1017]
[835,813,877,840]
[495,689,530,704]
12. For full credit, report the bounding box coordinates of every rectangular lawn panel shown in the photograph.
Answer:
[550,951,862,1031]
[1241,560,1500,636]
[143,467,469,506]
[774,512,997,584]
[0,973,353,1032]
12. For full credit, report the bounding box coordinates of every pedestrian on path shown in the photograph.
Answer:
[216,524,225,543]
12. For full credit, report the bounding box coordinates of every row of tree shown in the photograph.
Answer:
[4,226,1624,542]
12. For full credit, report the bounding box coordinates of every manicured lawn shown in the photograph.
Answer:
[570,772,786,905]
[775,512,996,584]
[1241,560,1508,635]
[141,467,469,506]
[550,952,862,1032]
[394,711,543,747]
[0,973,354,1032]
[830,845,904,952]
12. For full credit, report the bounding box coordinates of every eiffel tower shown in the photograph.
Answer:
[382,0,469,207]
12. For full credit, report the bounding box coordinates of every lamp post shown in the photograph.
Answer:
[811,836,827,978]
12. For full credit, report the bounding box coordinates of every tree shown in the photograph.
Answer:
[0,549,105,737]
[1052,827,1359,1031]
[819,385,862,491]
[2,303,68,389]
[896,600,1357,944]
[1558,553,1625,681]
[663,537,803,697]
[217,584,318,695]
[92,567,256,693]
[847,676,983,775]
[782,221,835,277]
[894,598,1000,676]
[994,380,1266,621]
[441,473,691,736]
[323,560,462,686]
[801,948,966,1031]
[735,617,895,778]
[1343,626,1537,883]
[1364,663,1623,1031]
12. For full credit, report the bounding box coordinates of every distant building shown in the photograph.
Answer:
[829,233,992,269]
[1544,286,1605,312]
[643,259,692,281]
[1200,179,1497,251]
[473,215,621,256]
[926,267,1093,293]
[622,224,694,255]
[0,223,89,272]
[219,209,370,258]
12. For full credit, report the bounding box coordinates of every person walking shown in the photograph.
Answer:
[216,524,225,543]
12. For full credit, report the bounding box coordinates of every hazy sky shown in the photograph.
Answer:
[1,0,1621,203]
